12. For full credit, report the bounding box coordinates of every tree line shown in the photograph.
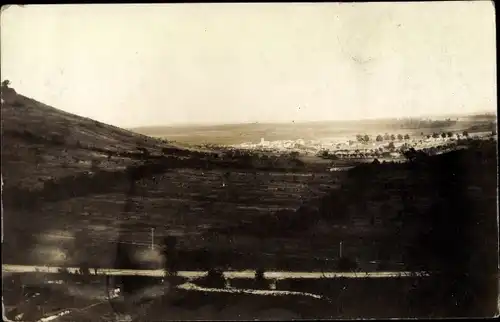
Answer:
[354,131,473,144]
[355,133,410,143]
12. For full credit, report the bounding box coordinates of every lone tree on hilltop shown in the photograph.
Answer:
[1,80,11,88]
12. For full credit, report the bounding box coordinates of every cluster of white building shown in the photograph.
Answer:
[232,132,492,156]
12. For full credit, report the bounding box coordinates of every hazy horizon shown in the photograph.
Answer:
[2,3,496,128]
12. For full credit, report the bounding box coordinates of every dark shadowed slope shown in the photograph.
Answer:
[1,87,183,191]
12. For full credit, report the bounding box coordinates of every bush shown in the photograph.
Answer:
[253,268,270,289]
[50,134,66,145]
[198,268,226,289]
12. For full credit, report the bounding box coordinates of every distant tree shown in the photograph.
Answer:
[404,134,410,140]
[363,134,370,143]
[384,133,391,141]
[397,134,404,141]
[462,130,469,138]
[447,132,453,138]
[372,158,380,165]
[390,134,396,141]
[318,150,329,158]
[400,143,411,152]
[432,133,440,139]
[290,151,300,158]
[387,142,395,150]
[1,79,11,88]
[356,134,364,142]
[420,132,424,136]
[376,135,384,142]
[441,132,447,139]
[426,134,431,139]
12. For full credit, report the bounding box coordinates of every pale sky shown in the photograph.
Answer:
[1,2,496,128]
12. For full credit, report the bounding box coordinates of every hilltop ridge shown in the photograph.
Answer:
[1,85,191,190]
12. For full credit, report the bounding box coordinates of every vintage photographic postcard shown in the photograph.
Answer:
[1,2,498,321]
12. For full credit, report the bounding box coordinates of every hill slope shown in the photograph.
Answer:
[1,88,340,268]
[0,88,204,191]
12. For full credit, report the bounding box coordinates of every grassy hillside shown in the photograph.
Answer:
[1,90,181,191]
[1,88,341,268]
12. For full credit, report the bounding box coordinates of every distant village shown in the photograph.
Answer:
[232,129,496,161]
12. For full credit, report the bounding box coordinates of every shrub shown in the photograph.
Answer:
[200,268,226,289]
[253,268,270,289]
[50,134,66,145]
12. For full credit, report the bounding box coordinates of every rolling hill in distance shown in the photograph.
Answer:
[130,112,496,146]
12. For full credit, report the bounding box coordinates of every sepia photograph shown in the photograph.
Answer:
[1,2,498,321]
